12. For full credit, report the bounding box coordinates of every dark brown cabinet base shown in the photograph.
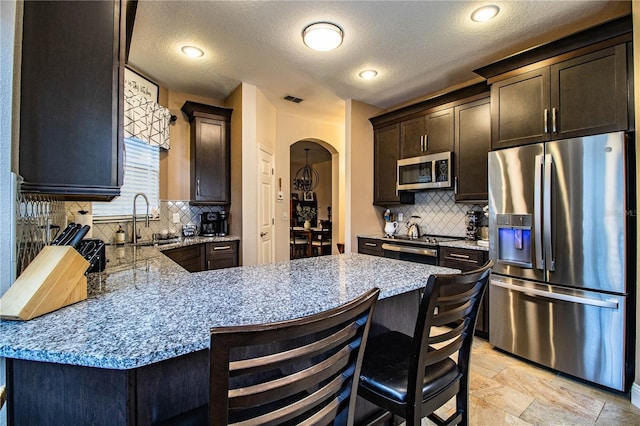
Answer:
[163,241,239,272]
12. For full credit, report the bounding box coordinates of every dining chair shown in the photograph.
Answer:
[357,261,493,426]
[159,288,379,425]
[290,228,311,258]
[311,228,332,256]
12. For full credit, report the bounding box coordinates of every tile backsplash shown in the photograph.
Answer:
[65,201,224,244]
[391,191,487,238]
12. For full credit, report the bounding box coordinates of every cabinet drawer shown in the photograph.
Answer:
[439,246,487,272]
[206,241,238,269]
[358,238,384,257]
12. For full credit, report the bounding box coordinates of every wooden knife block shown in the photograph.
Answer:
[0,246,89,321]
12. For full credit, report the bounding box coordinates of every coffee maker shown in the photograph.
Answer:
[200,211,228,236]
[200,212,219,236]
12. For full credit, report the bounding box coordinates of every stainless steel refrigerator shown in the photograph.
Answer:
[487,131,635,391]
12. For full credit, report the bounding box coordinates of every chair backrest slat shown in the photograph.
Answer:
[408,261,493,415]
[209,288,379,426]
[230,319,362,376]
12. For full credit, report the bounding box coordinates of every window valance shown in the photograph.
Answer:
[123,89,171,149]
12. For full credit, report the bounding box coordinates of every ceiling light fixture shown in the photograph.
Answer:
[303,22,343,51]
[471,5,500,22]
[294,148,319,194]
[359,70,378,80]
[181,45,204,58]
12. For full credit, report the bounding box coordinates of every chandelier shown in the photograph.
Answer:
[294,148,319,195]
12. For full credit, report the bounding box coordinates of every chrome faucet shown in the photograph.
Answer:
[132,193,149,244]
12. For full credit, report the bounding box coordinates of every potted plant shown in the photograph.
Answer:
[296,205,317,230]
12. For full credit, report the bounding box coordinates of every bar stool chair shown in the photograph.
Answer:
[159,288,379,425]
[357,261,493,426]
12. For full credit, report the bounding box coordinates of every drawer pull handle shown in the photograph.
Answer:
[445,255,478,264]
[364,243,377,247]
[449,253,470,259]
[213,246,231,251]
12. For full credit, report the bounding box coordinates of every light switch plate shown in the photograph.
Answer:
[172,212,180,223]
[282,212,288,221]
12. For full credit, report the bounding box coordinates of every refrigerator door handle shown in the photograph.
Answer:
[544,154,555,271]
[534,154,544,270]
[491,279,619,309]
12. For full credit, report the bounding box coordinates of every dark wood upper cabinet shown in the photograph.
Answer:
[374,124,402,205]
[491,44,629,149]
[491,68,550,148]
[550,45,628,139]
[400,116,427,158]
[19,0,124,200]
[454,97,491,203]
[400,108,453,158]
[426,108,454,153]
[181,102,233,205]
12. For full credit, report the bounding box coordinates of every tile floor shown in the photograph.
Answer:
[427,338,640,425]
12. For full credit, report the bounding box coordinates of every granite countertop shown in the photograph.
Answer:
[0,244,458,370]
[357,234,489,252]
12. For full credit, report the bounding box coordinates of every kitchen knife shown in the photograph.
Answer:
[51,223,79,246]
[67,225,91,248]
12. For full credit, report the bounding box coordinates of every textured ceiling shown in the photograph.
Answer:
[128,1,630,123]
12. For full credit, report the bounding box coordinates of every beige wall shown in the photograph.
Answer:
[345,99,385,253]
[632,0,640,408]
[275,114,345,262]
[159,90,224,200]
[225,85,243,243]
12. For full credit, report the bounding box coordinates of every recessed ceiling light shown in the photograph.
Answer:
[471,5,500,22]
[302,22,343,51]
[181,45,204,58]
[359,70,378,80]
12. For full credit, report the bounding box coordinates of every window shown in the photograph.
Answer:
[93,137,159,218]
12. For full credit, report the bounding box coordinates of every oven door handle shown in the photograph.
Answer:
[381,243,437,258]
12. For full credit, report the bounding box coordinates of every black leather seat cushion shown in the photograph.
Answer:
[359,331,460,404]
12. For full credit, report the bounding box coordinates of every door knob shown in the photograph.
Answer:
[260,232,267,237]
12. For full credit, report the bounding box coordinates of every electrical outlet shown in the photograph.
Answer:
[172,212,180,223]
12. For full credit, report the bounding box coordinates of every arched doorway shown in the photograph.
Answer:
[290,140,333,259]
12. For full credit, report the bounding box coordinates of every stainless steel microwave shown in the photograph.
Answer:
[397,151,453,190]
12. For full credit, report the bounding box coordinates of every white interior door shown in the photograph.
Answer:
[258,147,275,264]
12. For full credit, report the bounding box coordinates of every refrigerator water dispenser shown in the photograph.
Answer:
[496,214,532,268]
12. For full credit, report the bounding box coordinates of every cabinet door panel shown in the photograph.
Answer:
[426,108,454,153]
[193,118,230,204]
[374,124,401,205]
[400,116,428,158]
[454,98,490,203]
[491,68,550,149]
[19,1,122,199]
[551,44,628,139]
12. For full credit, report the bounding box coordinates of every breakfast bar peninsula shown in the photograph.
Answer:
[0,244,458,425]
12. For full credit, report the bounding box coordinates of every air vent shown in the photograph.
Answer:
[284,95,304,103]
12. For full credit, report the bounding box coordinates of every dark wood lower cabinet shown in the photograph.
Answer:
[6,291,419,425]
[439,246,490,338]
[206,241,239,270]
[163,241,239,272]
[357,237,385,257]
[162,245,205,273]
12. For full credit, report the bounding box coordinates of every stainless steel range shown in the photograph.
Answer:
[380,235,462,265]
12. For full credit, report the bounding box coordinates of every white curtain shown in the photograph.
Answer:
[123,89,171,149]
